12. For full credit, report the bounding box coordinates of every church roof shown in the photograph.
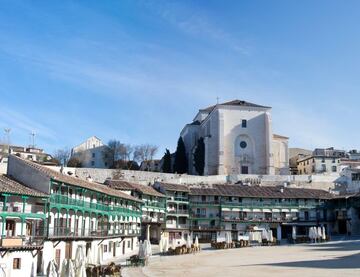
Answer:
[200,99,271,112]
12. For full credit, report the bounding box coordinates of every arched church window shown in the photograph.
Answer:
[240,141,247,149]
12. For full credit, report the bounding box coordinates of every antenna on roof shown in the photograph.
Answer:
[216,96,220,104]
[30,131,36,148]
[4,128,11,156]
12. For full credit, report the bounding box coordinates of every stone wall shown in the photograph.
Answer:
[43,166,348,192]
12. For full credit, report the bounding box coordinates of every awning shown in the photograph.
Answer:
[242,208,251,212]
[252,209,261,212]
[154,209,160,213]
[148,208,154,212]
[142,207,148,211]
[222,208,231,211]
[272,209,280,212]
[281,209,290,212]
[291,209,299,212]
[232,208,241,212]
[262,209,271,213]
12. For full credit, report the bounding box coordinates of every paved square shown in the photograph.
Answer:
[124,240,360,277]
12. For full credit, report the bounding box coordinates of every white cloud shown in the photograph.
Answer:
[143,1,250,55]
[0,106,57,141]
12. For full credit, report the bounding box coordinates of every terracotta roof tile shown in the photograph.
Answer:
[156,182,190,192]
[213,184,332,199]
[0,175,48,197]
[10,155,141,202]
[105,180,166,198]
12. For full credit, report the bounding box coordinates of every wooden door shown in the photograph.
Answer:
[65,242,72,259]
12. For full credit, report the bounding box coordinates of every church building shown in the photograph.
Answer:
[180,100,289,176]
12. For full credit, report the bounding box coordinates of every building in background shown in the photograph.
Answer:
[70,136,113,168]
[0,144,56,174]
[289,148,312,175]
[139,160,162,172]
[180,100,289,176]
[297,147,346,175]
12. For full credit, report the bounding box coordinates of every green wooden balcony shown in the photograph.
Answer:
[50,194,142,217]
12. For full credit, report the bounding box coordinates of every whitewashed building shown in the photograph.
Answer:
[5,155,142,276]
[180,100,289,175]
[71,136,113,168]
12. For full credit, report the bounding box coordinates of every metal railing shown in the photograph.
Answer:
[0,236,44,247]
[167,197,189,202]
[143,201,166,209]
[220,202,321,209]
[50,194,142,216]
[47,227,140,238]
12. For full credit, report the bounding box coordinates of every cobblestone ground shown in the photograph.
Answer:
[122,240,360,277]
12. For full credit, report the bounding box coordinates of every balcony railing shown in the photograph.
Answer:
[0,236,44,248]
[190,201,221,206]
[220,202,321,209]
[142,215,165,223]
[167,209,189,215]
[48,227,141,238]
[50,194,142,216]
[167,197,189,202]
[191,225,223,231]
[143,201,166,209]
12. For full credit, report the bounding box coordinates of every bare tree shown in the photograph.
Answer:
[53,147,71,166]
[134,144,159,166]
[107,139,122,161]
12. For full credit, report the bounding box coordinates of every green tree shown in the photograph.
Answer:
[193,137,205,175]
[162,149,172,173]
[174,137,188,174]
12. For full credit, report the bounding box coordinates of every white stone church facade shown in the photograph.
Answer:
[180,100,289,176]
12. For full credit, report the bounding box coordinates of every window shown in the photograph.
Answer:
[240,141,247,149]
[242,120,247,128]
[91,161,95,166]
[13,258,21,269]
[332,158,336,163]
[241,166,248,174]
[332,166,337,172]
[321,164,326,172]
[127,241,130,248]
[201,195,206,202]
[92,153,96,158]
[109,242,112,252]
[103,245,108,252]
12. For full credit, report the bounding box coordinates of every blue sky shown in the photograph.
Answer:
[1,0,360,157]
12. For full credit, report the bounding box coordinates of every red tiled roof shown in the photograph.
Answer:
[156,182,190,192]
[9,155,142,202]
[105,180,166,198]
[0,175,48,197]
